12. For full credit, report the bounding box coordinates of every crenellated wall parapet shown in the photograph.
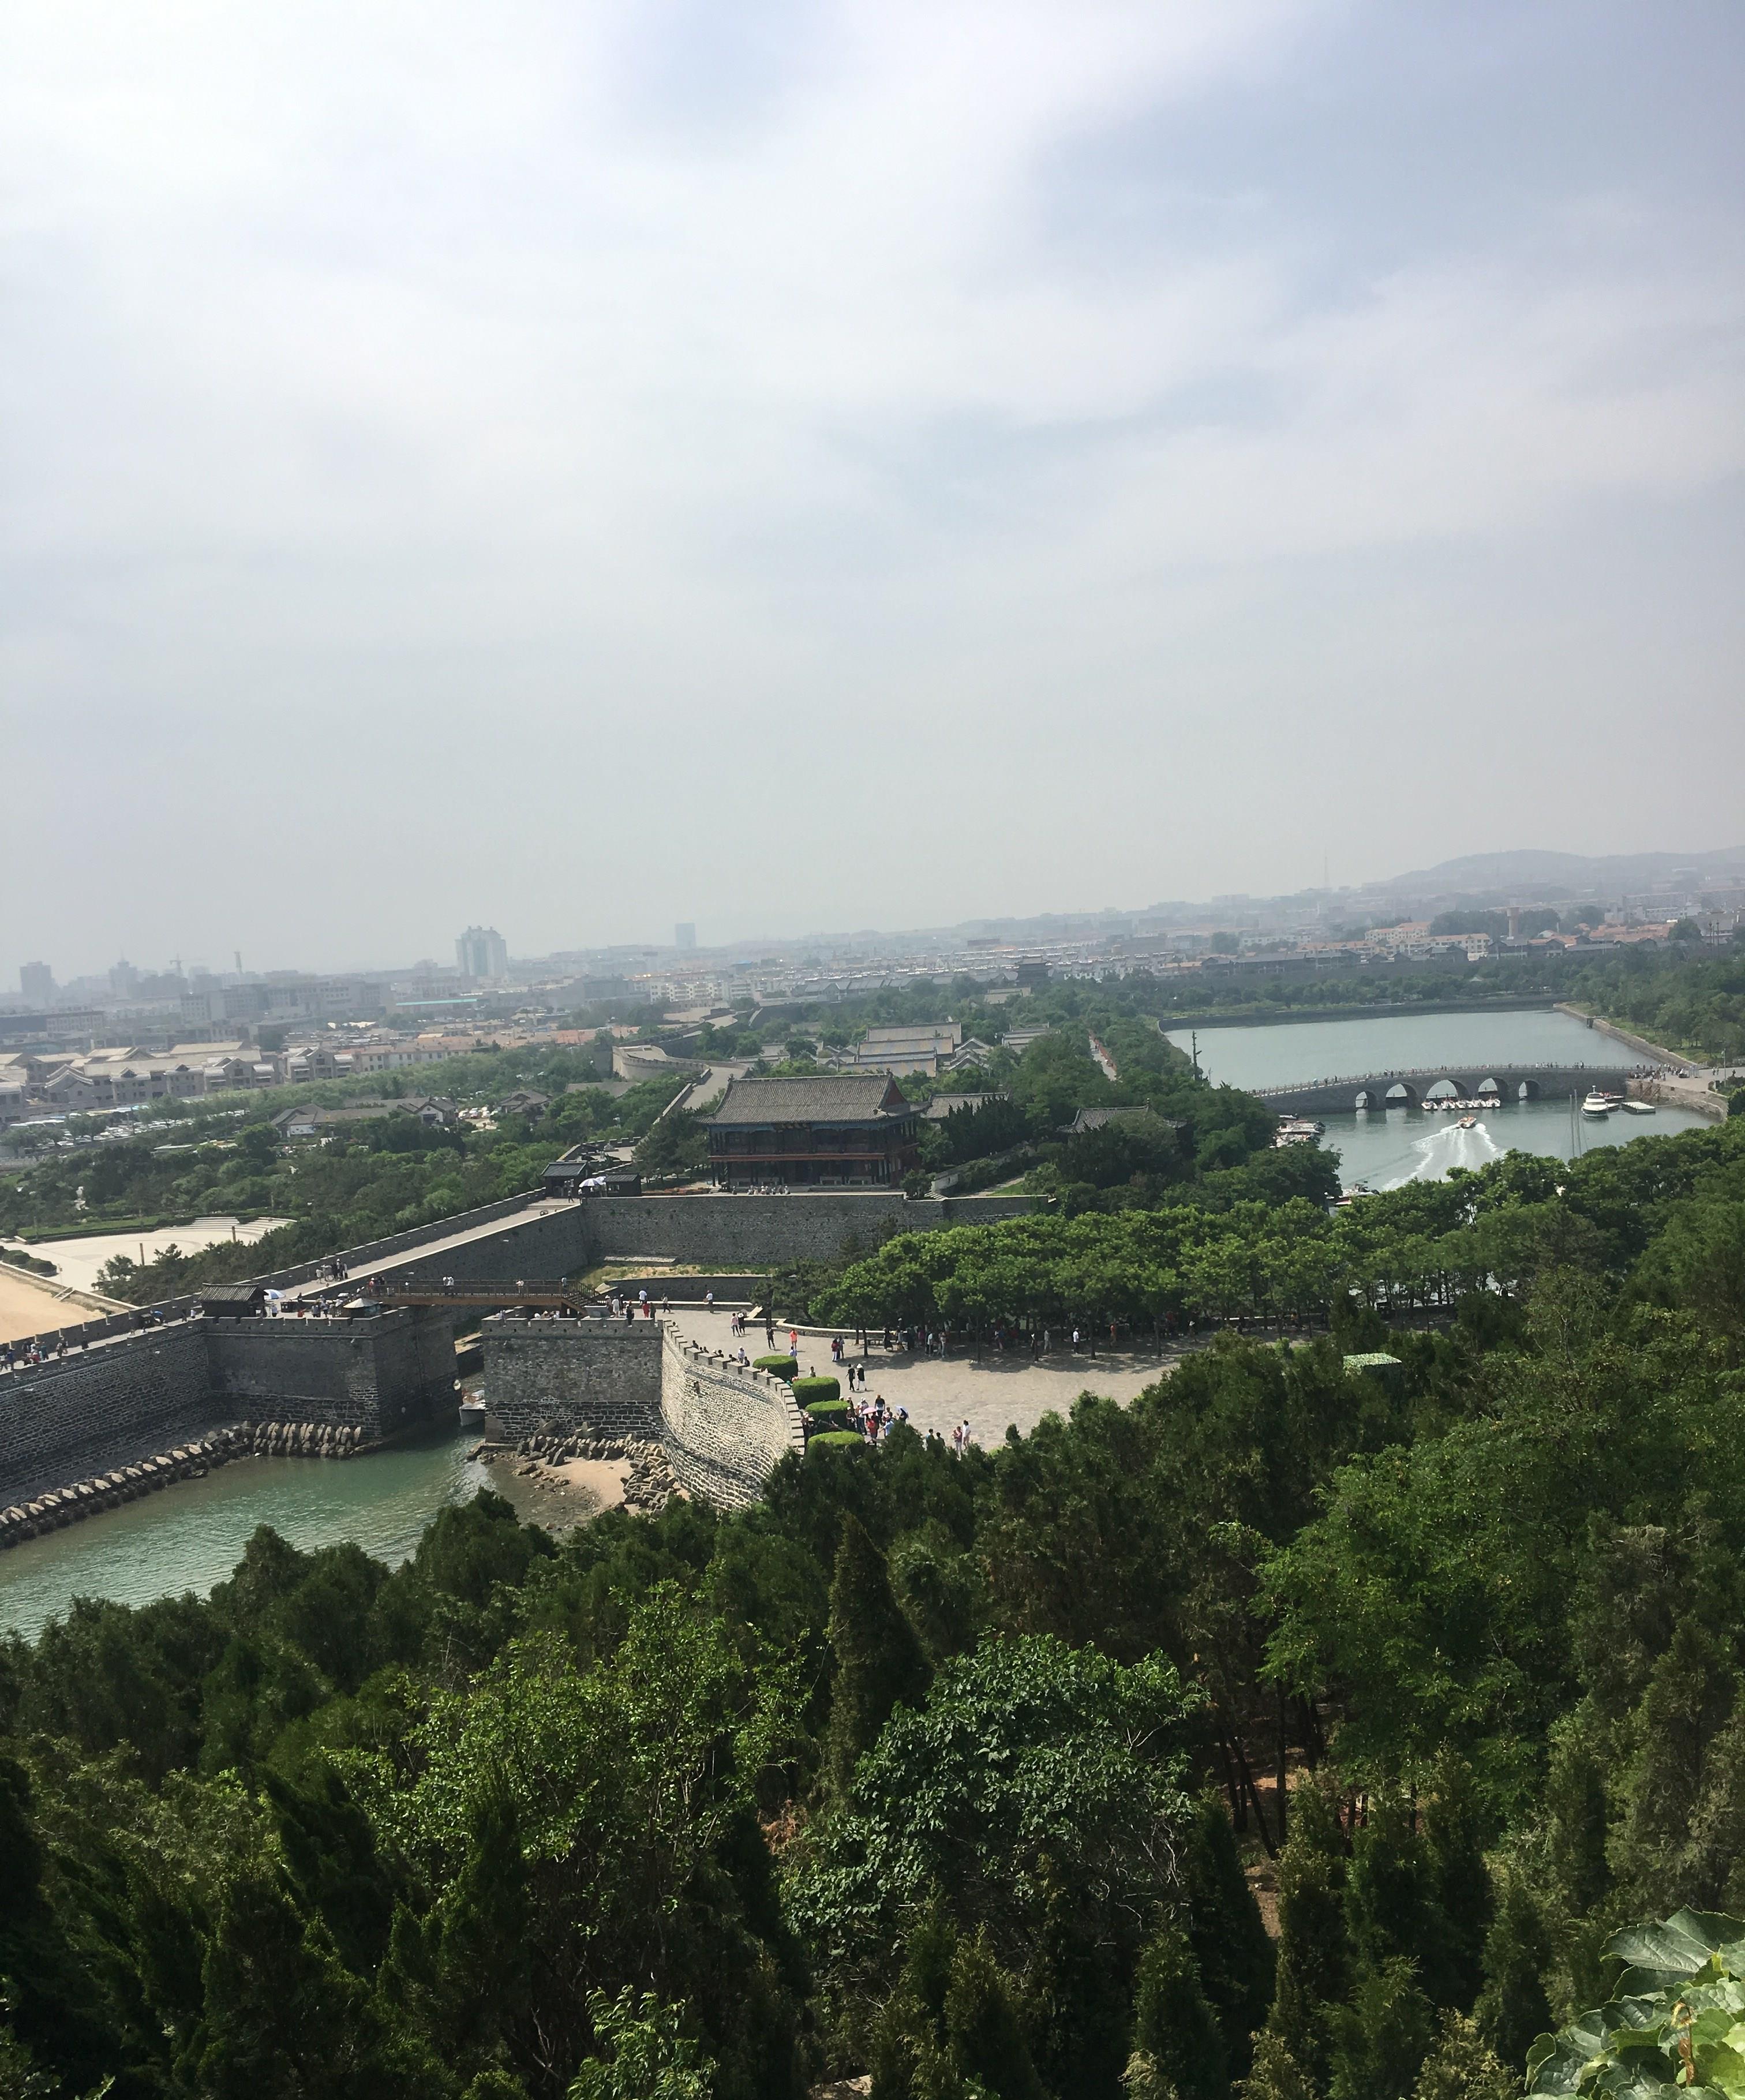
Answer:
[658,1328,804,1510]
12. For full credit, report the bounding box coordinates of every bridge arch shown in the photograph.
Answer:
[1424,1079,1464,1100]
[1476,1076,1501,1096]
[1517,1078,1540,1100]
[1385,1081,1419,1105]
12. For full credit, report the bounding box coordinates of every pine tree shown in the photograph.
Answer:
[431,1781,534,2067]
[870,1904,957,2100]
[1021,1876,1132,2100]
[1181,1792,1276,2081]
[1129,1923,1229,2100]
[1474,1870,1551,2071]
[1239,2033,1317,2100]
[1421,1758,1492,2011]
[1343,1794,1433,1977]
[1269,1785,1350,2091]
[1409,2012,1515,2100]
[1327,1956,1435,2100]
[1613,1615,1740,1914]
[1543,1724,1611,1919]
[943,1931,1046,2100]
[826,1516,933,1796]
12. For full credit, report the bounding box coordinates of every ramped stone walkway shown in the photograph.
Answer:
[662,1304,1195,1448]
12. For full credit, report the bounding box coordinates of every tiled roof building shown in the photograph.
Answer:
[706,1075,920,1189]
[1059,1106,1184,1136]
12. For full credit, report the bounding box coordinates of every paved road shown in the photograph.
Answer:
[287,1199,579,1302]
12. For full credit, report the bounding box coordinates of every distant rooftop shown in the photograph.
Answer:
[1061,1106,1183,1136]
[707,1075,916,1126]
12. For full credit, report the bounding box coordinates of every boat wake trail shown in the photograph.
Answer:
[1381,1117,1507,1189]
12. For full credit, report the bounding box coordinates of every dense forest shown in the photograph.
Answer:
[2,1115,1742,2097]
[1563,945,1745,1068]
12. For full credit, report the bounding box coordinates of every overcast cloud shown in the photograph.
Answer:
[4,0,1743,979]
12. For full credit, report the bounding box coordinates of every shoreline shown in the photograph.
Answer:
[1160,997,1559,1031]
[1555,1005,1729,1121]
[1553,1002,1689,1067]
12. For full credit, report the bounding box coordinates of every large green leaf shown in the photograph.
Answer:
[1606,1911,1742,1987]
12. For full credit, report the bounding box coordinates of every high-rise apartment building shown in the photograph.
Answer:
[675,922,697,950]
[455,927,510,980]
[20,961,54,1004]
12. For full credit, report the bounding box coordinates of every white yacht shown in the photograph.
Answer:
[1581,1091,1611,1118]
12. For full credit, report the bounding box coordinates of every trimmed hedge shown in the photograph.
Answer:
[806,1429,864,1453]
[804,1398,849,1420]
[791,1375,840,1408]
[753,1354,798,1380]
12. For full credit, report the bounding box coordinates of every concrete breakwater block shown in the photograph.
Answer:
[234,1419,370,1461]
[0,1418,373,1547]
[0,1431,237,1545]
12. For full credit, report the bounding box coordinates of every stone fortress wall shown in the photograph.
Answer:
[478,1315,804,1508]
[657,1328,805,1510]
[202,1309,458,1440]
[479,1319,664,1442]
[569,1191,1036,1270]
[1,1188,1037,1514]
[0,1323,216,1509]
[0,1309,459,1506]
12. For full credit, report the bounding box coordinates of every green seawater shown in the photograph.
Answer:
[0,1418,522,1641]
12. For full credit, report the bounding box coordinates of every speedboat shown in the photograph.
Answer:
[1457,1115,1478,1130]
[1581,1092,1611,1118]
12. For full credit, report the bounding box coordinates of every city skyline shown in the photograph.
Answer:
[10,840,1743,998]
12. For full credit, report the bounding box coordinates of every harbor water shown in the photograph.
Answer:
[0,1414,586,1642]
[1166,1005,1711,1188]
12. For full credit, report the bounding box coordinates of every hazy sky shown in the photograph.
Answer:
[5,1,1743,982]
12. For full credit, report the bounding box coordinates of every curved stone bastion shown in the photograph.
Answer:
[480,1316,804,1510]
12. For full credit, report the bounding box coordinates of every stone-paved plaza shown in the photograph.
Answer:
[663,1304,1198,1448]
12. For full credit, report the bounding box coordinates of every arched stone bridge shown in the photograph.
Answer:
[1256,1065,1635,1115]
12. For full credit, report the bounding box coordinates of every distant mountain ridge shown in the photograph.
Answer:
[1376,847,1745,898]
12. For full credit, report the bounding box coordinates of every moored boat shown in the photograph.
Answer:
[1581,1092,1611,1118]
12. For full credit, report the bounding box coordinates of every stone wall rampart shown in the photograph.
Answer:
[574,1192,1039,1268]
[0,1191,1039,1510]
[658,1328,804,1510]
[0,1306,461,1504]
[480,1317,664,1440]
[311,1205,591,1292]
[205,1308,456,1437]
[250,1192,541,1293]
[0,1323,219,1505]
